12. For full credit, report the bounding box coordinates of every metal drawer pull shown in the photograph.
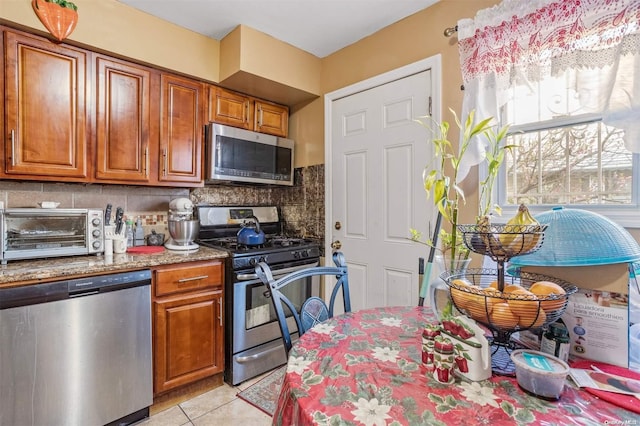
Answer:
[10,129,16,166]
[218,298,223,326]
[177,275,209,283]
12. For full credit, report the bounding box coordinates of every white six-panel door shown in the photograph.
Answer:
[326,58,441,311]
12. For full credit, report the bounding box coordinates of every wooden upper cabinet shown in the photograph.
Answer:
[3,31,88,179]
[208,86,289,137]
[95,56,152,183]
[254,99,289,137]
[159,74,204,185]
[208,86,252,130]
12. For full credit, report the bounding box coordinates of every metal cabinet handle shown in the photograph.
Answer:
[218,297,223,326]
[245,101,250,125]
[144,147,149,177]
[10,129,16,166]
[177,275,209,283]
[257,106,263,127]
[162,149,167,177]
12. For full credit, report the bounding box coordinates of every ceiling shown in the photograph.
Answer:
[117,0,439,58]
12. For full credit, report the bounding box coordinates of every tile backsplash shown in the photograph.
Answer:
[0,164,325,245]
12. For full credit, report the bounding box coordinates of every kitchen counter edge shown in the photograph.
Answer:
[0,246,229,288]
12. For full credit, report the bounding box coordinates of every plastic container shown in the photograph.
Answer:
[510,349,570,400]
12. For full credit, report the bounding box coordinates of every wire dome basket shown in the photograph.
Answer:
[509,207,640,267]
[441,268,578,334]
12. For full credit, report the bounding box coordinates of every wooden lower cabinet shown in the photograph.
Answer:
[152,260,224,395]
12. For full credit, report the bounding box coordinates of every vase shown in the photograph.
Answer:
[32,0,78,42]
[428,254,471,320]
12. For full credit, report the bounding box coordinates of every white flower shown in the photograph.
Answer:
[458,381,499,407]
[287,356,313,375]
[351,397,391,426]
[380,317,402,327]
[371,346,399,363]
[312,323,335,334]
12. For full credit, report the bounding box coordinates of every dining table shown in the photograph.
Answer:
[273,305,639,425]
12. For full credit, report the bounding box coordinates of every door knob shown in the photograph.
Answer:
[331,240,342,250]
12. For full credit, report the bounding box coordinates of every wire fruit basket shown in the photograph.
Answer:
[442,268,577,334]
[442,223,577,374]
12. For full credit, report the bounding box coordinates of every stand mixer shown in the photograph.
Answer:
[165,198,199,251]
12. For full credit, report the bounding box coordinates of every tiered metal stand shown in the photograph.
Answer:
[442,223,577,374]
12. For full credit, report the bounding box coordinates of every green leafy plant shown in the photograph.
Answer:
[44,0,78,11]
[410,109,514,271]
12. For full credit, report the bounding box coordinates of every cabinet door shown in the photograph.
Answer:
[154,290,224,394]
[254,100,289,137]
[159,74,204,185]
[208,86,251,130]
[3,31,88,179]
[95,56,151,182]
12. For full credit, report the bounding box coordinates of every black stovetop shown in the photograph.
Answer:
[198,235,315,253]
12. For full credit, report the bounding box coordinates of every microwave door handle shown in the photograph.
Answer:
[236,262,319,281]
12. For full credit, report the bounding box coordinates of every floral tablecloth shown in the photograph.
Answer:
[273,306,638,425]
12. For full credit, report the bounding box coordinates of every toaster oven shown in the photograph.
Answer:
[0,208,104,264]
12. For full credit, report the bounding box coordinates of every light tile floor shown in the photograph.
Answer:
[139,373,272,426]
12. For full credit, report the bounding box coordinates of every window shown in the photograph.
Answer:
[494,47,639,227]
[458,1,640,228]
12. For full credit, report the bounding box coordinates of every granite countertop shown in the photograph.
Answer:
[0,246,229,288]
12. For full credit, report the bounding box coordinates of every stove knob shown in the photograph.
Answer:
[259,256,267,263]
[293,251,301,259]
[301,249,309,258]
[249,258,257,266]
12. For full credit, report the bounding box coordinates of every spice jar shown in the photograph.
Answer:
[540,322,570,362]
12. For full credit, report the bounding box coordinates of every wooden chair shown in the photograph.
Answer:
[255,251,351,355]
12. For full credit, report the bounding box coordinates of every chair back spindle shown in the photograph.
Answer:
[255,251,350,355]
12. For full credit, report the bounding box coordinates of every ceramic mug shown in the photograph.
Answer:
[113,237,127,254]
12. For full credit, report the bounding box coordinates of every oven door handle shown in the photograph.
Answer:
[236,261,319,281]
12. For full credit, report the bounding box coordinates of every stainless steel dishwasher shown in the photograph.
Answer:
[0,269,153,426]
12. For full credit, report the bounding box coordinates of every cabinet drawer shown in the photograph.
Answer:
[154,261,223,297]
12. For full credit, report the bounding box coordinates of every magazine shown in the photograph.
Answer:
[570,367,640,397]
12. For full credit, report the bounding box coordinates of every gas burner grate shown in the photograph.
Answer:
[199,235,314,252]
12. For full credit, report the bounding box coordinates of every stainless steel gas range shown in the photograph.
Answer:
[196,205,320,386]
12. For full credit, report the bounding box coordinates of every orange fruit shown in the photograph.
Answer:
[518,307,547,328]
[506,288,538,318]
[464,288,492,323]
[482,287,503,313]
[450,279,473,310]
[489,303,519,329]
[503,284,523,293]
[530,281,567,312]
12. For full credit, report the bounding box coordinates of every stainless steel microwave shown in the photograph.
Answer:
[0,208,104,264]
[205,123,294,186]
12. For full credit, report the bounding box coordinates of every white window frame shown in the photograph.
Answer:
[488,113,640,229]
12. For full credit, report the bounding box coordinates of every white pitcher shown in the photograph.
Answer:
[441,316,491,382]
